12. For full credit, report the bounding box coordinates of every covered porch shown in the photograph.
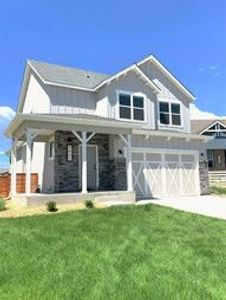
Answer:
[7,114,138,206]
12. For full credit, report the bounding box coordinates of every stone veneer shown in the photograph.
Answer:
[199,160,209,195]
[54,131,127,193]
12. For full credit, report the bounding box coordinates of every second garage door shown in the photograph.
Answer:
[132,150,200,198]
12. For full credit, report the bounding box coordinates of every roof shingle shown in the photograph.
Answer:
[29,60,110,89]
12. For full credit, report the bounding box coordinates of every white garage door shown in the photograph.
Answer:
[132,150,199,198]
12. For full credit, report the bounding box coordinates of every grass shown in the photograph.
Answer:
[1,205,226,299]
[210,185,226,195]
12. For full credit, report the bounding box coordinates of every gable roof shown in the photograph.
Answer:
[28,60,110,90]
[191,119,226,134]
[137,55,195,101]
[18,54,195,112]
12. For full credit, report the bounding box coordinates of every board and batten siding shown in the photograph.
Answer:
[139,61,191,133]
[48,85,97,115]
[14,143,45,188]
[96,70,157,129]
[23,73,50,113]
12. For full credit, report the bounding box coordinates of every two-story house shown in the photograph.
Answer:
[6,54,208,206]
[192,119,226,182]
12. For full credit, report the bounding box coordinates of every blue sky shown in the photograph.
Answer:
[0,0,226,167]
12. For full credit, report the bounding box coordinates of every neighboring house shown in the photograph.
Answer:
[6,54,208,205]
[192,119,226,181]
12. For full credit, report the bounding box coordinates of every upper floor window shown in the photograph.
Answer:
[119,93,144,121]
[159,101,181,126]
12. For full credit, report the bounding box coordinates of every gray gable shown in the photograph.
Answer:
[29,60,110,89]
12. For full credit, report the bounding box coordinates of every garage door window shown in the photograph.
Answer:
[159,102,181,126]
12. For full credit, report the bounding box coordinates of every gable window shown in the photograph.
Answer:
[119,93,144,121]
[49,141,55,160]
[159,101,181,126]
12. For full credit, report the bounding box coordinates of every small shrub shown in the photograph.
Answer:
[85,199,94,209]
[46,201,58,212]
[0,198,6,211]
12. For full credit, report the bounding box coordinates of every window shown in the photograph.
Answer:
[159,101,181,126]
[49,141,55,160]
[67,145,72,161]
[207,151,213,169]
[119,93,144,121]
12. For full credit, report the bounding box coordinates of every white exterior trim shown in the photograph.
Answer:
[137,55,196,101]
[78,144,99,190]
[116,90,147,123]
[11,141,17,195]
[131,147,200,196]
[81,132,87,194]
[158,98,184,129]
[94,64,160,93]
[25,128,32,194]
[131,147,199,155]
[199,120,226,135]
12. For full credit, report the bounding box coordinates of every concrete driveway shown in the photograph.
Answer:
[137,195,226,220]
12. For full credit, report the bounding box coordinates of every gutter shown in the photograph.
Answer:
[6,114,209,143]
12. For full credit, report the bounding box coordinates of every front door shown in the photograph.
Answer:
[79,145,98,191]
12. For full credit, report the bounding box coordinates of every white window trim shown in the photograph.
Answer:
[116,90,147,123]
[78,144,99,190]
[49,137,55,160]
[158,99,183,128]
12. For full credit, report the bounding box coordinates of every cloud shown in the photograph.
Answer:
[198,65,220,76]
[190,103,226,120]
[0,106,15,120]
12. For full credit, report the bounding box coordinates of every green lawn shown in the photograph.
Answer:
[210,185,226,195]
[1,205,226,299]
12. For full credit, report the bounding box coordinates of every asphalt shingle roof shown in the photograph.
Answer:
[29,60,110,89]
[191,119,226,134]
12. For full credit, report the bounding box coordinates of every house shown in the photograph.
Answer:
[6,54,208,206]
[191,119,226,182]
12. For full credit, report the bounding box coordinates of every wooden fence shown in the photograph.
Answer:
[0,173,38,198]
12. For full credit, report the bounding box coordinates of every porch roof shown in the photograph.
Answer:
[5,114,139,140]
[5,113,208,142]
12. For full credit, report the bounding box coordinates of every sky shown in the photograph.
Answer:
[0,0,226,167]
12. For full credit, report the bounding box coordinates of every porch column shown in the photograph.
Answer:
[81,131,87,194]
[127,134,133,192]
[11,140,17,195]
[25,128,32,194]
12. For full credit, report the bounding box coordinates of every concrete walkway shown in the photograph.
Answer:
[137,195,226,220]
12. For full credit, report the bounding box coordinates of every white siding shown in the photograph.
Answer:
[15,143,45,188]
[139,61,191,133]
[48,85,96,115]
[23,74,50,113]
[96,70,156,128]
